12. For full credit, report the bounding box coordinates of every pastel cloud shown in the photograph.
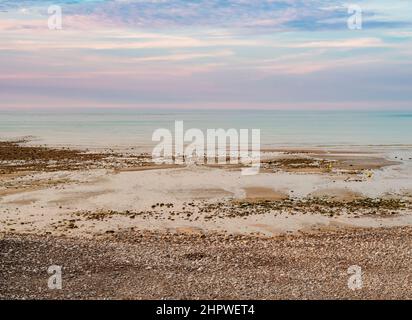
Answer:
[0,0,411,109]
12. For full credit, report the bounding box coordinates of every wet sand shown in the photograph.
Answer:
[1,142,412,236]
[1,140,412,299]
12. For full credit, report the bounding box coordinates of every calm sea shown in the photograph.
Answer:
[1,109,411,149]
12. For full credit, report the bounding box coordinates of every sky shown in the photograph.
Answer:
[0,0,412,109]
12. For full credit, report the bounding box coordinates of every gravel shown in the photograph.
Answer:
[0,227,411,300]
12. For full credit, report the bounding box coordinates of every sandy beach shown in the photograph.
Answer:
[1,139,411,299]
[2,0,412,303]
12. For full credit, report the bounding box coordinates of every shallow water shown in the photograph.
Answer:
[1,109,412,149]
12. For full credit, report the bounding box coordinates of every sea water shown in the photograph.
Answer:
[0,109,411,150]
